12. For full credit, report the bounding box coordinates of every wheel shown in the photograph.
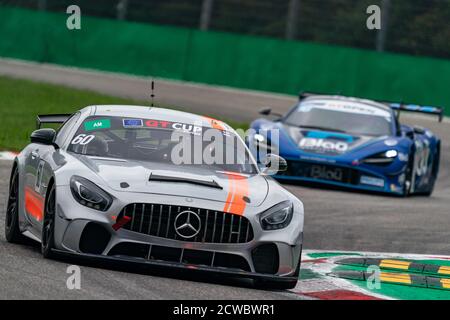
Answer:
[41,183,56,259]
[422,148,440,196]
[5,166,26,243]
[254,252,301,290]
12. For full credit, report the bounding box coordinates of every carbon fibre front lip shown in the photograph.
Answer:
[51,249,299,282]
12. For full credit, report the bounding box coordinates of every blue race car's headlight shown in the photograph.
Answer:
[362,149,398,165]
[70,176,113,211]
[260,201,293,230]
[385,150,398,158]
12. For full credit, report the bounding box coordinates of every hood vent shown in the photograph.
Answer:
[149,173,223,189]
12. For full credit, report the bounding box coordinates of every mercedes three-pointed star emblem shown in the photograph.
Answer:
[174,210,201,239]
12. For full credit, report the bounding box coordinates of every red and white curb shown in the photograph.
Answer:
[0,151,17,161]
[291,251,391,300]
[290,250,450,300]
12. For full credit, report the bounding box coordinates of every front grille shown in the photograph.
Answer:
[282,160,360,185]
[120,204,254,243]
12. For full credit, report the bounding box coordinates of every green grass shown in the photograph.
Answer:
[0,76,248,151]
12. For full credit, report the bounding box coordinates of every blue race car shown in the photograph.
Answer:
[248,93,443,196]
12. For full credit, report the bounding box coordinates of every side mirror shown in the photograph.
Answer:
[413,126,425,135]
[259,108,272,116]
[259,107,283,118]
[30,129,58,148]
[260,153,288,175]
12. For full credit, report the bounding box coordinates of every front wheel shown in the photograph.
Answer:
[5,166,26,243]
[42,183,56,259]
[422,150,439,197]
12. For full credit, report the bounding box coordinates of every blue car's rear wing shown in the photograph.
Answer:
[389,103,444,122]
[36,114,72,129]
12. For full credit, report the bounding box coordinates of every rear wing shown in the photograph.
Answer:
[298,91,445,122]
[389,103,444,122]
[36,114,72,129]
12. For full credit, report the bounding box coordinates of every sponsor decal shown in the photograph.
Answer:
[298,100,392,119]
[414,140,430,177]
[360,175,385,188]
[299,138,349,153]
[84,119,111,131]
[144,119,203,135]
[145,119,172,128]
[123,119,143,128]
[306,130,354,142]
[310,165,343,181]
[71,134,95,145]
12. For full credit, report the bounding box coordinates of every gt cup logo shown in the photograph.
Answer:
[299,138,348,153]
[145,119,203,135]
[174,210,201,239]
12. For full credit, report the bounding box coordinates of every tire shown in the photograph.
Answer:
[254,251,301,290]
[5,166,26,243]
[422,148,440,197]
[41,183,56,259]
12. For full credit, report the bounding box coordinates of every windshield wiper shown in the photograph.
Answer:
[297,125,348,133]
[149,173,223,189]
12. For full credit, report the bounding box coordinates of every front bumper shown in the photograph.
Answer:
[276,159,405,195]
[54,185,303,279]
[51,248,300,283]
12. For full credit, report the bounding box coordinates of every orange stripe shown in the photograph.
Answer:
[203,116,226,131]
[25,186,44,222]
[222,172,249,216]
[223,177,235,213]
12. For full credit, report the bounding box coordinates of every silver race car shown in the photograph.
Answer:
[5,105,304,289]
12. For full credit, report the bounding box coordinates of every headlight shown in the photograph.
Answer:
[362,149,398,165]
[385,150,398,158]
[260,201,293,230]
[70,176,113,211]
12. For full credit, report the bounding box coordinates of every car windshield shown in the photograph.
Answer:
[284,100,393,136]
[67,116,258,174]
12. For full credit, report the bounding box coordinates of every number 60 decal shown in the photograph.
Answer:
[71,134,95,145]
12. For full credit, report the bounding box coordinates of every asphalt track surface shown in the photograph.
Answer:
[1,59,450,299]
